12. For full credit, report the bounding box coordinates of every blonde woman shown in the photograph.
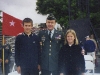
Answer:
[59,29,85,75]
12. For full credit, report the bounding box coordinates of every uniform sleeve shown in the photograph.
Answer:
[36,35,41,65]
[60,32,64,48]
[15,36,21,67]
[38,31,42,65]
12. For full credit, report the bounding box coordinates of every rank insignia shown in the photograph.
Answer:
[41,35,45,42]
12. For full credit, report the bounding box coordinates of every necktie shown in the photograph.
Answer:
[49,31,51,39]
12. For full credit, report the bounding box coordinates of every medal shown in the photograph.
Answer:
[41,35,45,42]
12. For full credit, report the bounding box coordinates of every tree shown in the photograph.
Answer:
[36,0,100,28]
[89,0,100,28]
[36,0,72,27]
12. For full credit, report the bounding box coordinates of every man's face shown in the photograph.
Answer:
[46,20,56,30]
[23,22,33,33]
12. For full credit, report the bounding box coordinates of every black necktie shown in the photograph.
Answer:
[49,31,51,39]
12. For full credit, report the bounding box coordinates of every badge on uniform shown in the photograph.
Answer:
[58,35,61,39]
[55,35,61,40]
[41,35,45,42]
[55,35,61,43]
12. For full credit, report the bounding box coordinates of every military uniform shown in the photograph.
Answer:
[39,29,64,75]
[0,43,11,75]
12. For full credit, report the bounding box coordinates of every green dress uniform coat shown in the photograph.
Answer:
[39,29,64,71]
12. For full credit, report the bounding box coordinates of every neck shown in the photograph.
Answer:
[68,42,74,46]
[48,29,54,31]
[24,32,31,36]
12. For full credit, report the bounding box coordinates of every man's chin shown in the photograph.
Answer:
[25,31,31,33]
[48,28,53,30]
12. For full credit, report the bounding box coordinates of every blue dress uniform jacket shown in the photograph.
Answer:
[15,33,41,69]
[59,44,85,74]
[3,44,11,61]
[0,43,11,62]
[0,43,11,75]
[83,40,96,52]
[38,29,64,71]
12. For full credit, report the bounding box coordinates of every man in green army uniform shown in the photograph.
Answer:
[0,40,12,75]
[39,14,64,75]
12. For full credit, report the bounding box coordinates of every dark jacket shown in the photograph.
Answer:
[38,29,64,71]
[59,44,85,74]
[15,33,41,69]
[84,40,96,52]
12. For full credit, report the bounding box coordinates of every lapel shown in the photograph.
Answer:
[44,30,49,40]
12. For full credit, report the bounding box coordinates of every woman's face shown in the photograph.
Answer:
[66,32,75,44]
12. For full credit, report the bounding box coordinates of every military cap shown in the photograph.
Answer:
[47,13,56,20]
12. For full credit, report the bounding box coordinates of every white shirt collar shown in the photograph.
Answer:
[48,29,54,34]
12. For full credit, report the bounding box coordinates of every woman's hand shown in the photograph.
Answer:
[81,49,85,55]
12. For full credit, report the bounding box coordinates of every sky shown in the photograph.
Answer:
[0,0,47,24]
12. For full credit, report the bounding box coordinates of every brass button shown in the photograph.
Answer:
[49,49,51,51]
[49,53,51,55]
[50,45,51,47]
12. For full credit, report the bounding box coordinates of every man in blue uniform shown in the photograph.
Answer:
[84,36,96,64]
[0,40,11,75]
[38,14,64,75]
[15,18,41,75]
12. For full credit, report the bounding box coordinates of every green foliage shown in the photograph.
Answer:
[36,0,100,28]
[89,0,100,28]
[36,0,69,27]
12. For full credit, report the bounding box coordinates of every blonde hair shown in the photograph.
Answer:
[64,29,79,45]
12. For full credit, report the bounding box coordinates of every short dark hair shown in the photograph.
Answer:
[22,18,33,26]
